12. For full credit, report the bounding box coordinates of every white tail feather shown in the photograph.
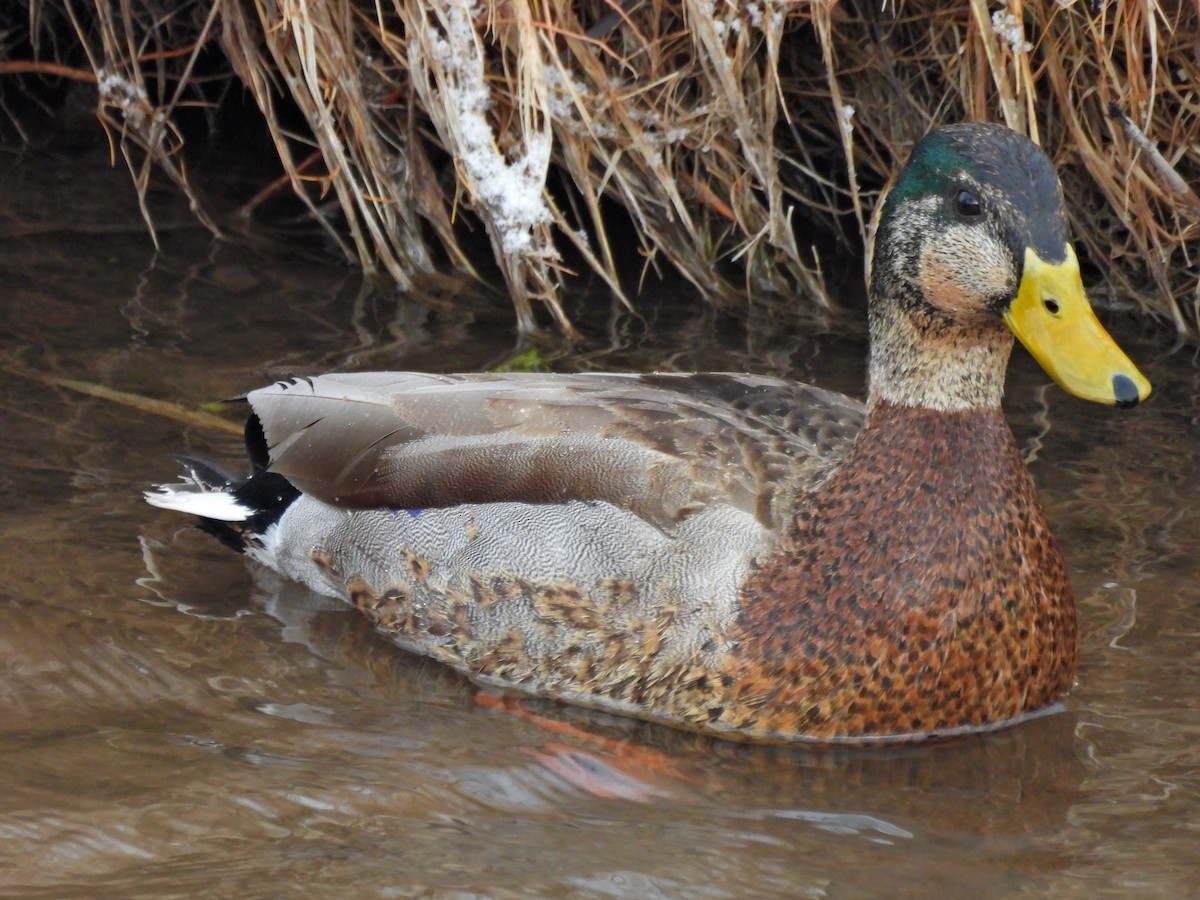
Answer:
[144,482,252,522]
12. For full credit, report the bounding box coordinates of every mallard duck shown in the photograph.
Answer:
[147,123,1150,746]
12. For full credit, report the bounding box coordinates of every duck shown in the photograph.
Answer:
[146,123,1151,746]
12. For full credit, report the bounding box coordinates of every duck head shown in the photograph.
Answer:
[866,123,1150,411]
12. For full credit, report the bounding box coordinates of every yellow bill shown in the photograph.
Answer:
[1003,246,1151,407]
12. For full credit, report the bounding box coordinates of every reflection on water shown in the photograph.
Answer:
[2,120,1199,897]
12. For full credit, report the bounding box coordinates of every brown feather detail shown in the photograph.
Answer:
[247,372,861,530]
[704,401,1077,742]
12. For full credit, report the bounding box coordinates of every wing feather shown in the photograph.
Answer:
[247,372,863,529]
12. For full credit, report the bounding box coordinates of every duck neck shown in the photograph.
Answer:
[866,296,1014,413]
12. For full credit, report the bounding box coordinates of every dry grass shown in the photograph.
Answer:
[8,0,1198,336]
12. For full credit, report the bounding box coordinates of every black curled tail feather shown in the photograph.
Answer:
[150,414,300,554]
[207,413,301,552]
[245,411,273,475]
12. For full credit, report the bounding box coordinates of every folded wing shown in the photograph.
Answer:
[248,371,864,530]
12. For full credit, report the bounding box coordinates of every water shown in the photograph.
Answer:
[2,121,1198,898]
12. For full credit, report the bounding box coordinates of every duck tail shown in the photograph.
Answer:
[144,414,299,553]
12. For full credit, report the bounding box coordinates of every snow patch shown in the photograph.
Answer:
[991,10,1033,53]
[426,4,557,258]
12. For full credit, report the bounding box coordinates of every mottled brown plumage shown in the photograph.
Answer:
[720,402,1077,743]
[147,124,1150,745]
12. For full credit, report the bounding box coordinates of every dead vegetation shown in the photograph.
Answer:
[5,1,1198,336]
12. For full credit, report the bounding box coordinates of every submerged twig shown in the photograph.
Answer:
[3,363,243,435]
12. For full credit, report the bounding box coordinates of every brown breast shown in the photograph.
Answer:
[711,400,1078,743]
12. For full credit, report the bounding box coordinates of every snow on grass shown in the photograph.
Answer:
[426,2,557,258]
[991,10,1033,54]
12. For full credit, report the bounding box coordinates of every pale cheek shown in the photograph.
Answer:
[919,229,1012,313]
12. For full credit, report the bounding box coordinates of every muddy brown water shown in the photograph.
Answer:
[2,130,1198,898]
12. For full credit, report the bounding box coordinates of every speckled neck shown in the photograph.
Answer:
[866,299,1015,412]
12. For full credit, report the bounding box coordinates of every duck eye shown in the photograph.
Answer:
[955,190,982,218]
